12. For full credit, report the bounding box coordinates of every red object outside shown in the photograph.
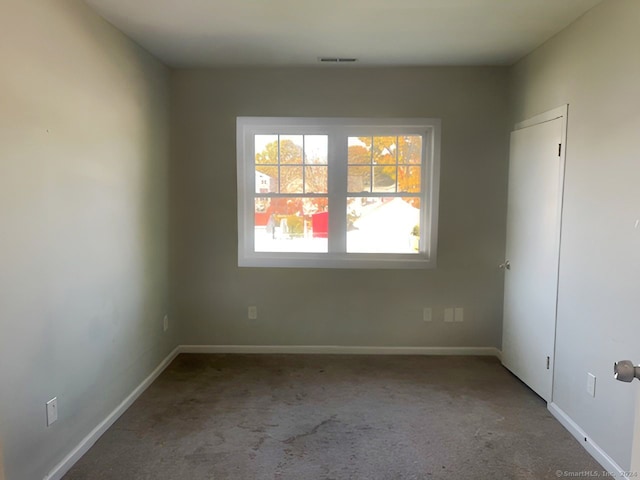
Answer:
[312,212,328,238]
[255,212,269,227]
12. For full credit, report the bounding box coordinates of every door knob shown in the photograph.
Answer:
[499,260,511,270]
[614,360,640,382]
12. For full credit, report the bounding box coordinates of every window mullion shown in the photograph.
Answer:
[277,135,281,193]
[328,128,347,254]
[369,136,373,193]
[302,135,306,193]
[395,135,399,193]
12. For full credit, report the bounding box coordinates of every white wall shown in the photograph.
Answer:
[0,1,174,479]
[510,0,640,469]
[170,67,510,349]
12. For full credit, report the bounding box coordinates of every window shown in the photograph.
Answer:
[237,117,440,268]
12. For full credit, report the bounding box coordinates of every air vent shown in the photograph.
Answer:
[318,57,358,63]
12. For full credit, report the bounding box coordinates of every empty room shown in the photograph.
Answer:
[1,0,639,479]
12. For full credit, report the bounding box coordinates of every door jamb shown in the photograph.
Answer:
[515,104,568,131]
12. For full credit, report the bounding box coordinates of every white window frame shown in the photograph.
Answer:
[237,117,441,269]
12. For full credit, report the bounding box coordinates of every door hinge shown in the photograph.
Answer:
[546,356,551,370]
[558,143,562,157]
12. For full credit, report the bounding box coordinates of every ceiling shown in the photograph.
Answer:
[84,0,603,68]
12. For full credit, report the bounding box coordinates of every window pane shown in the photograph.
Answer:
[346,197,421,254]
[279,135,303,164]
[398,136,422,164]
[348,166,371,193]
[255,135,278,164]
[398,166,421,193]
[305,166,328,193]
[348,137,371,164]
[304,135,328,164]
[373,166,396,192]
[373,136,397,165]
[255,166,278,193]
[255,198,328,253]
[280,166,303,193]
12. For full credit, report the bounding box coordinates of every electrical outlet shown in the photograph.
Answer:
[454,307,464,322]
[444,308,454,323]
[163,315,169,332]
[46,397,58,426]
[587,373,596,397]
[423,307,432,322]
[248,306,258,320]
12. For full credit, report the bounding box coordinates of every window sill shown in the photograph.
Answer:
[238,253,436,269]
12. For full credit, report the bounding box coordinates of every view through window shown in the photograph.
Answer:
[237,117,440,268]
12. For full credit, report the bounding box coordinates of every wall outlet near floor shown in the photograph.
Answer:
[423,307,432,322]
[163,315,169,332]
[444,308,454,323]
[587,373,596,397]
[248,306,258,320]
[454,307,464,322]
[46,397,58,426]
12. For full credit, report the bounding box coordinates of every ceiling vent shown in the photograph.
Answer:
[318,57,358,63]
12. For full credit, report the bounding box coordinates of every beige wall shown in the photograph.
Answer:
[0,1,174,479]
[511,0,640,469]
[170,67,510,349]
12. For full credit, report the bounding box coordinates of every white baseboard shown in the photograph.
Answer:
[43,346,181,480]
[548,402,626,477]
[179,344,501,357]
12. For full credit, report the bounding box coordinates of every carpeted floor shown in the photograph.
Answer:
[63,354,603,479]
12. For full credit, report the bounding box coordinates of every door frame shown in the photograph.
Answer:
[505,104,569,402]
[632,384,640,473]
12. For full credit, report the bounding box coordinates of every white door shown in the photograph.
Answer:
[502,106,567,402]
[631,384,640,473]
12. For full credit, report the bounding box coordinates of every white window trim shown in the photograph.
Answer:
[236,117,441,269]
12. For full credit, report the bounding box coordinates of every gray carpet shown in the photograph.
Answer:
[63,354,603,479]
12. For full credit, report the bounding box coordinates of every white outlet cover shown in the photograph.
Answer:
[423,307,432,322]
[444,308,454,323]
[587,373,596,397]
[163,315,169,331]
[46,397,58,426]
[248,306,258,320]
[454,307,464,322]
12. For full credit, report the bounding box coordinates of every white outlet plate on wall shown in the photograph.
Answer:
[444,308,454,323]
[587,373,596,397]
[423,307,432,322]
[46,397,58,426]
[248,306,258,319]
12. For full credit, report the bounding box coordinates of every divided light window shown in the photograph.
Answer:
[236,117,441,269]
